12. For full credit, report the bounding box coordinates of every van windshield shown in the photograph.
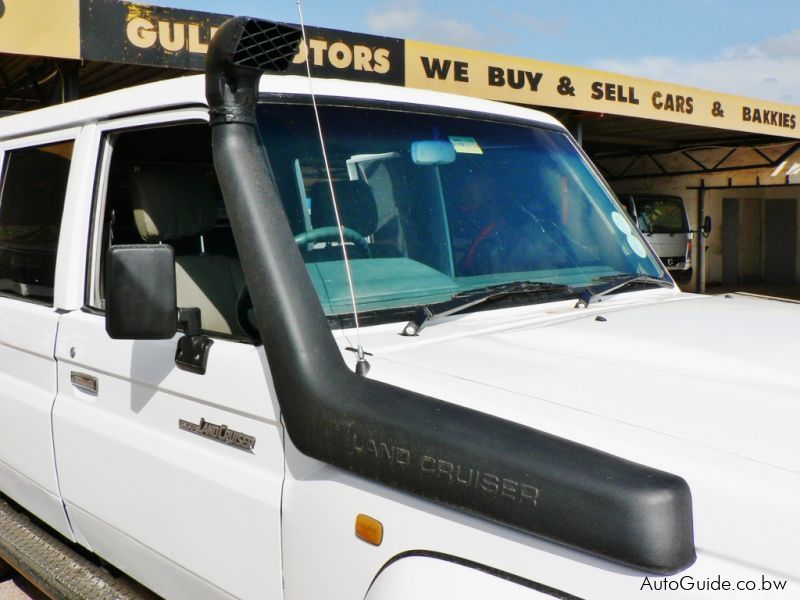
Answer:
[635,196,689,234]
[256,100,665,319]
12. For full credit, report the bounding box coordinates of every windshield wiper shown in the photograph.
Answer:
[401,281,571,336]
[574,274,673,308]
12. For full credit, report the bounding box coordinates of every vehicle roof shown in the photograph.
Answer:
[0,73,564,141]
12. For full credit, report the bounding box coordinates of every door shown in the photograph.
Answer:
[764,198,797,283]
[0,134,77,538]
[739,199,762,283]
[52,115,285,600]
[723,197,763,284]
[722,198,739,284]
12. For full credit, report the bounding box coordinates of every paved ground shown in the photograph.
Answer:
[0,576,46,600]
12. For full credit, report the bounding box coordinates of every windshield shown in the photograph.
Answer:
[635,196,689,234]
[256,100,665,318]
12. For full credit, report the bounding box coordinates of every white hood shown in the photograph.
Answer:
[344,289,800,579]
[359,290,800,471]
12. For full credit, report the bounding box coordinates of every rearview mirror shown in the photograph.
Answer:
[105,245,177,340]
[411,141,456,165]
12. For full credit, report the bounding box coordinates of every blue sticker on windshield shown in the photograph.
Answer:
[611,211,631,235]
[611,211,646,258]
[627,235,647,258]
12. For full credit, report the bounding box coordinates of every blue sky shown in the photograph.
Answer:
[156,0,800,104]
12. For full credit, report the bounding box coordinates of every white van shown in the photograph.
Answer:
[617,193,694,281]
[0,17,795,600]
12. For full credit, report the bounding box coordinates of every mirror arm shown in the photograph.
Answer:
[178,307,203,336]
[175,308,213,375]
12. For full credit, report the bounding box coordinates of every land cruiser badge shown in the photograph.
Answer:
[179,418,256,452]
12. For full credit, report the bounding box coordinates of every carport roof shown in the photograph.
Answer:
[1,0,798,164]
[550,110,796,157]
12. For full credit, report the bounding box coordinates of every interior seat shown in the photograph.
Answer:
[305,179,400,260]
[129,166,247,337]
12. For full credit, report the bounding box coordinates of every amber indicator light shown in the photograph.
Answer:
[355,514,383,546]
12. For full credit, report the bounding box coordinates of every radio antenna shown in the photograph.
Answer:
[296,0,370,376]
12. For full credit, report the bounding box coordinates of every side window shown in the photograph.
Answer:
[92,122,252,340]
[0,140,74,305]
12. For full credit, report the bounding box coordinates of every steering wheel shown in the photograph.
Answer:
[236,287,261,341]
[294,226,371,258]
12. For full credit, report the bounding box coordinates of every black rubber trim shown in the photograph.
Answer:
[369,550,584,600]
[0,291,52,307]
[83,112,208,312]
[206,16,696,575]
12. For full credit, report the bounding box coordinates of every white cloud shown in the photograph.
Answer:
[365,0,490,48]
[434,18,488,48]
[498,12,566,36]
[593,30,800,104]
[740,29,800,60]
[364,2,423,32]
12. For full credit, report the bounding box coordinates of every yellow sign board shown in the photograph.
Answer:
[0,0,797,142]
[0,0,80,59]
[406,41,800,140]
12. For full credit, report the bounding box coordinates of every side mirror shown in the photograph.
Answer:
[703,215,712,235]
[105,245,177,340]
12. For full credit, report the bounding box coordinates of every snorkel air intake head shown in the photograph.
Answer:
[205,17,696,575]
[206,17,302,126]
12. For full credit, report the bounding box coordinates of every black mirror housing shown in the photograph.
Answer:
[105,245,177,340]
[703,215,712,234]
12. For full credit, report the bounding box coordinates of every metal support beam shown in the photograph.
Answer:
[711,148,737,171]
[681,151,710,172]
[648,153,667,175]
[695,180,706,294]
[58,61,81,102]
[753,148,772,163]
[609,158,800,181]
[28,68,45,104]
[602,142,800,181]
[616,155,640,178]
[687,182,800,191]
[773,142,800,167]
[0,61,51,103]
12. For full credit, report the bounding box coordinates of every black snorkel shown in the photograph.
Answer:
[206,16,695,574]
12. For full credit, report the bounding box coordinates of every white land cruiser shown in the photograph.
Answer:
[0,17,795,600]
